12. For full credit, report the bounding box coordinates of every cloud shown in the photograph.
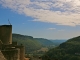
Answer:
[48,28,56,30]
[0,0,80,26]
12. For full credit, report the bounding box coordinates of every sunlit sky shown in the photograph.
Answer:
[0,0,80,39]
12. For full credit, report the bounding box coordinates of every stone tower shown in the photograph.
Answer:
[0,25,12,45]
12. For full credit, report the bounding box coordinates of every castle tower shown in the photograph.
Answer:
[0,25,12,45]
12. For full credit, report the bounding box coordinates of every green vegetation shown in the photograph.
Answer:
[35,38,56,49]
[12,34,42,54]
[35,38,54,46]
[42,36,80,60]
[12,33,54,54]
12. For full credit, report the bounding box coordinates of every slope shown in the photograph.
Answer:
[42,36,80,60]
[35,38,54,46]
[12,34,42,54]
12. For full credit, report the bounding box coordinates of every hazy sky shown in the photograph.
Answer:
[0,0,80,39]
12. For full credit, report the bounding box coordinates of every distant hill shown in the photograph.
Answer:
[35,38,54,46]
[12,34,42,54]
[42,36,80,60]
[12,34,54,54]
[50,40,67,46]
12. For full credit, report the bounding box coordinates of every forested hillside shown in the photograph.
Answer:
[35,38,54,46]
[12,34,54,54]
[42,36,80,60]
[12,34,42,54]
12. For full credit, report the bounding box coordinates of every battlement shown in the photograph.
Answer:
[0,25,12,27]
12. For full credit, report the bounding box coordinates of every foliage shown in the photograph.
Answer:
[35,38,54,46]
[12,34,42,54]
[42,36,80,60]
[12,33,54,54]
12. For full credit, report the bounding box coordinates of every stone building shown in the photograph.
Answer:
[0,25,25,60]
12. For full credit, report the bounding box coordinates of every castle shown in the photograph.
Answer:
[0,25,25,60]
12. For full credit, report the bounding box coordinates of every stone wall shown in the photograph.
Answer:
[2,48,20,60]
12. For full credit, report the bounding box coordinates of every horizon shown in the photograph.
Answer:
[0,0,80,39]
[12,33,69,40]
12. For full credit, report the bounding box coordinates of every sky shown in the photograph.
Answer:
[0,0,80,39]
